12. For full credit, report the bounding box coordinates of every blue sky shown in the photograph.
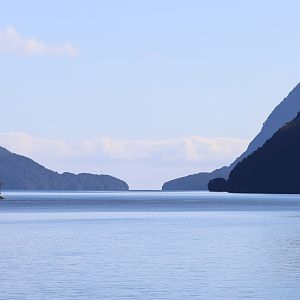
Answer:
[0,1,300,189]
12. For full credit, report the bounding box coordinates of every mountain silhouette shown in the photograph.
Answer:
[0,147,129,190]
[226,112,300,193]
[162,167,228,190]
[162,82,300,190]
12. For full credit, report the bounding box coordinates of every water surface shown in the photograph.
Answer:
[0,191,300,299]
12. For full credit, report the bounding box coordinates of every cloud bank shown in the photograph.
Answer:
[0,133,249,189]
[0,27,78,56]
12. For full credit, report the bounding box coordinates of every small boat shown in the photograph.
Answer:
[0,182,4,200]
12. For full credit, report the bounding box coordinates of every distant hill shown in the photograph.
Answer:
[0,147,129,191]
[162,82,300,190]
[162,167,228,191]
[226,112,300,193]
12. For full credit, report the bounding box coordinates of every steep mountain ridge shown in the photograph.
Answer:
[162,83,300,190]
[231,82,300,168]
[226,112,300,193]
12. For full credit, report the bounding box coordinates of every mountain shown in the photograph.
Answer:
[162,82,300,190]
[231,82,300,167]
[0,147,129,190]
[226,112,300,193]
[162,167,228,190]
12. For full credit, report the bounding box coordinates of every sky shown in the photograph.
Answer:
[0,0,300,189]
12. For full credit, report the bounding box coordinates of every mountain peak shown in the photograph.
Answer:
[0,146,12,156]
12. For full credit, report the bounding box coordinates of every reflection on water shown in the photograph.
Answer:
[0,191,300,299]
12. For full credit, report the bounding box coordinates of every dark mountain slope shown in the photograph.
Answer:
[227,112,300,194]
[0,147,129,190]
[231,82,300,168]
[162,82,300,190]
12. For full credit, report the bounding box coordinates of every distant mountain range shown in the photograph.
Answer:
[222,112,300,193]
[0,147,129,191]
[162,82,300,190]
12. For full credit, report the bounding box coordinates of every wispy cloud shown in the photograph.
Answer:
[0,133,249,162]
[0,27,78,56]
[0,133,249,189]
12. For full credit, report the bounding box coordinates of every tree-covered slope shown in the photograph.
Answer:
[0,147,129,190]
[227,112,300,194]
[163,82,300,190]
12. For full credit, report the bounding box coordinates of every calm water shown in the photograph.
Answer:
[0,191,300,299]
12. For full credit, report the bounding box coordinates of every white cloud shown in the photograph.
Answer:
[0,133,249,189]
[0,133,249,162]
[0,27,78,56]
